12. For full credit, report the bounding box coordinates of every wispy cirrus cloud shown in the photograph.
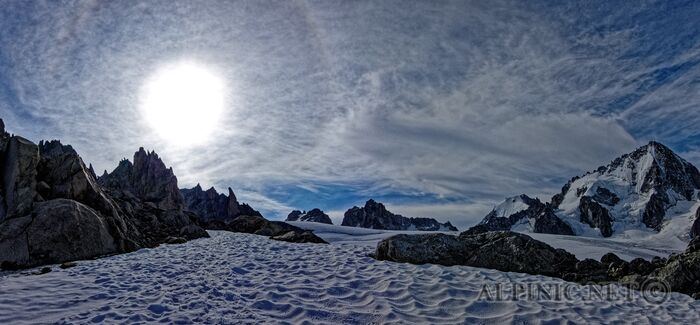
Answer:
[1,0,699,224]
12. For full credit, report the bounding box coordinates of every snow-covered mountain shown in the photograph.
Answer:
[286,208,333,224]
[464,194,574,236]
[468,142,700,240]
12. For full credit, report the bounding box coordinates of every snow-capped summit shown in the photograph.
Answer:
[469,142,700,240]
[552,141,700,237]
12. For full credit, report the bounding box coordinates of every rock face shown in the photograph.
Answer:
[691,207,700,238]
[578,196,613,237]
[375,231,577,277]
[98,148,209,246]
[341,199,457,231]
[180,184,261,226]
[465,195,573,236]
[375,228,700,299]
[470,142,700,238]
[286,208,333,224]
[99,148,184,210]
[0,123,143,269]
[179,185,327,244]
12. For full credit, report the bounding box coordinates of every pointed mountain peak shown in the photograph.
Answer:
[227,187,237,201]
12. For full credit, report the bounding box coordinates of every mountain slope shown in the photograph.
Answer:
[469,142,700,240]
[463,194,573,235]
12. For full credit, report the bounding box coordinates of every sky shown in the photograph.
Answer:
[1,0,699,229]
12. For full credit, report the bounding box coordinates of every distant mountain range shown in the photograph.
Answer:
[468,141,700,240]
[342,199,458,231]
[286,209,333,224]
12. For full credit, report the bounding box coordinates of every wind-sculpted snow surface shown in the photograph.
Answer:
[1,231,699,324]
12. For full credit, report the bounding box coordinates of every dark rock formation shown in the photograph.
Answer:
[286,208,333,224]
[533,207,575,235]
[375,231,577,277]
[691,207,700,238]
[271,230,329,244]
[0,135,39,222]
[464,195,573,236]
[99,148,184,210]
[633,238,700,297]
[98,148,209,247]
[0,126,154,269]
[578,196,613,237]
[600,252,624,265]
[180,184,261,226]
[0,118,210,269]
[341,199,457,231]
[178,187,327,244]
[217,214,327,243]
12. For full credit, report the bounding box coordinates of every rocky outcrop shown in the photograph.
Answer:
[375,231,577,277]
[341,199,457,231]
[98,148,209,247]
[215,214,327,243]
[638,238,700,297]
[691,207,700,238]
[465,195,574,236]
[0,121,163,269]
[0,135,39,222]
[286,208,333,224]
[578,196,613,237]
[180,184,261,226]
[374,228,700,299]
[99,148,184,210]
[179,186,327,244]
[271,230,329,244]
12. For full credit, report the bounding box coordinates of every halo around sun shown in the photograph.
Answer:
[140,61,226,147]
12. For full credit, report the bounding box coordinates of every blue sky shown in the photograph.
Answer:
[1,0,699,228]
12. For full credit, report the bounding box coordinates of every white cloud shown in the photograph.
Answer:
[1,0,698,227]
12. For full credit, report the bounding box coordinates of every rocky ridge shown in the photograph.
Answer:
[286,208,333,224]
[180,184,262,228]
[180,185,327,243]
[375,230,700,299]
[341,199,458,231]
[0,119,208,270]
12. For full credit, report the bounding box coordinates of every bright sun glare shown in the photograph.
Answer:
[140,62,225,147]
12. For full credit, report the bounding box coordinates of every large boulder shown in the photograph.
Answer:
[0,135,39,222]
[342,199,457,231]
[0,199,119,269]
[375,231,577,277]
[286,208,333,224]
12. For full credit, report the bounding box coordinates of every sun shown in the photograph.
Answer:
[140,61,226,147]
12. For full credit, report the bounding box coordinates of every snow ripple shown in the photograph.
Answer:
[0,231,698,324]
